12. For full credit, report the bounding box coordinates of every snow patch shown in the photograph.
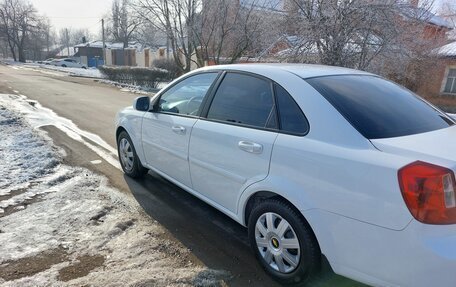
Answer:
[5,61,103,78]
[0,102,230,286]
[38,65,104,79]
[96,79,169,94]
[0,107,60,195]
[0,94,120,170]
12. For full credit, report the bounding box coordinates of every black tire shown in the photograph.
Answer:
[61,64,67,67]
[248,199,321,286]
[117,131,148,178]
[82,66,87,69]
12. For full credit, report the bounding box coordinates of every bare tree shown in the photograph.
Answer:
[375,0,447,92]
[131,0,272,72]
[283,0,402,70]
[58,27,92,58]
[59,28,91,46]
[27,18,55,60]
[132,0,198,73]
[439,0,456,39]
[0,0,39,62]
[58,28,71,56]
[195,0,280,66]
[111,0,141,48]
[134,21,160,47]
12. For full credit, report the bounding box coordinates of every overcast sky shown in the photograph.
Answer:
[31,0,112,36]
[31,0,448,39]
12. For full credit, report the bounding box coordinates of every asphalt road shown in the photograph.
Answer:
[0,64,367,287]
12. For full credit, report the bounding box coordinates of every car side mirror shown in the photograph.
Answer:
[133,96,150,111]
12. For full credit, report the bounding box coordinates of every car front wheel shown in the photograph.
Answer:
[248,199,320,285]
[117,131,148,178]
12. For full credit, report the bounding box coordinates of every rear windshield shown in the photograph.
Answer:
[306,75,454,139]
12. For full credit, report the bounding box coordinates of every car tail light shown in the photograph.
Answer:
[398,161,456,224]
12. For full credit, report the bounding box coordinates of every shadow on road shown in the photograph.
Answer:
[124,171,368,287]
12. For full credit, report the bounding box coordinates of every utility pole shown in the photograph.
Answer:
[65,28,70,57]
[102,19,106,63]
[166,36,170,60]
[46,29,49,55]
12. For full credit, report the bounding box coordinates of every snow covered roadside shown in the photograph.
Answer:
[94,79,170,95]
[38,65,104,79]
[5,61,104,79]
[2,60,170,93]
[0,97,229,286]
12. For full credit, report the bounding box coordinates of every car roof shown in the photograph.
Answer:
[198,63,372,79]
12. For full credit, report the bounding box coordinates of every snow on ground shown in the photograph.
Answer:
[0,96,230,286]
[38,65,104,79]
[0,94,120,170]
[6,62,104,79]
[2,60,169,93]
[95,79,170,95]
[0,107,61,199]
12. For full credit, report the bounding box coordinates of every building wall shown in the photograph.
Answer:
[438,58,456,96]
[416,57,456,97]
[105,49,113,66]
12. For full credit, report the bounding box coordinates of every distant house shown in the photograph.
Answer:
[74,41,104,66]
[431,42,456,96]
[398,2,453,41]
[72,40,181,68]
[74,41,145,67]
[394,2,456,97]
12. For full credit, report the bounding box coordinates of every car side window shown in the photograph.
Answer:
[207,73,275,129]
[157,73,218,116]
[275,84,309,135]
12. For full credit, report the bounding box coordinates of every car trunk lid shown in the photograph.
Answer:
[371,125,456,165]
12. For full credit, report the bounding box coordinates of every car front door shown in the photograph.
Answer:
[142,72,219,188]
[189,72,279,213]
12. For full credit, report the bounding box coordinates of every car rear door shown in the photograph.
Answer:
[142,72,219,188]
[189,72,279,213]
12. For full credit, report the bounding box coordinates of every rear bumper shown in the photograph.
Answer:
[302,209,456,287]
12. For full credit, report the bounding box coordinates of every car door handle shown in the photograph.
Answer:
[171,125,186,134]
[238,141,263,154]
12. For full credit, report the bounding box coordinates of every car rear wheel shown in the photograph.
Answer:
[61,64,67,67]
[117,131,148,178]
[248,199,320,285]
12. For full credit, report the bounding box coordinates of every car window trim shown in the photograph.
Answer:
[199,71,227,118]
[200,117,281,133]
[200,70,274,119]
[201,70,278,130]
[207,69,279,132]
[150,71,223,119]
[273,83,310,137]
[200,70,309,137]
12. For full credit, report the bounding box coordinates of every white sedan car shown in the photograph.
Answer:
[52,58,86,69]
[115,64,456,287]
